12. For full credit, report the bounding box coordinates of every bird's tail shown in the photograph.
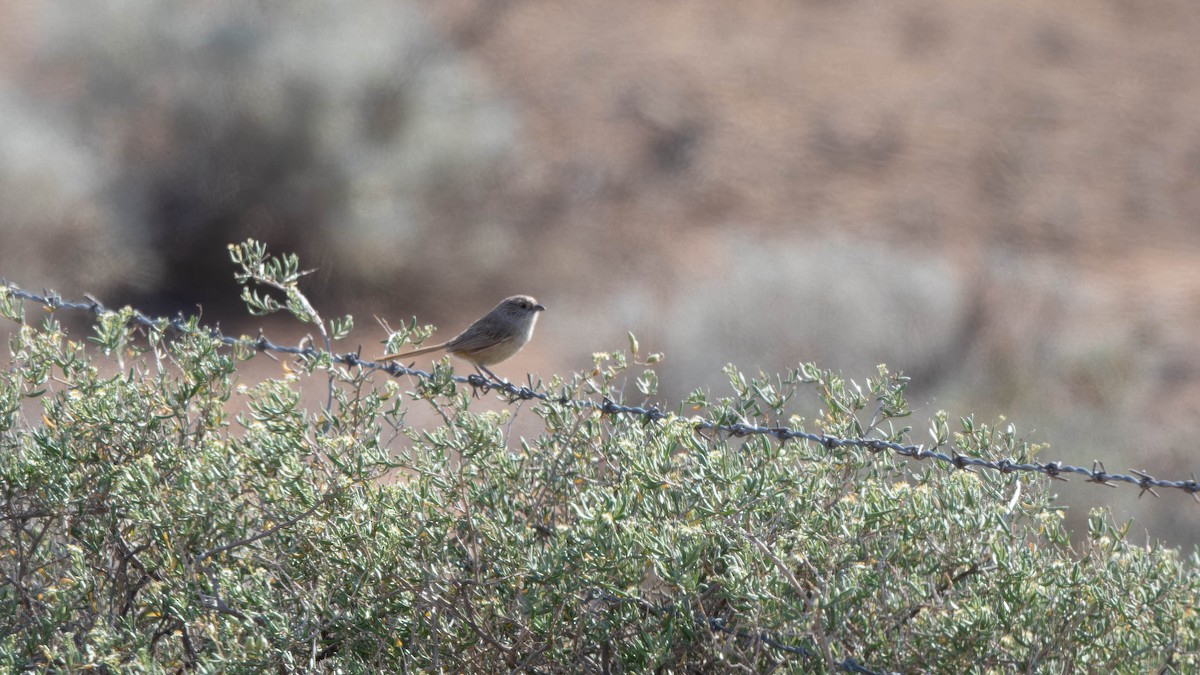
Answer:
[377,342,448,362]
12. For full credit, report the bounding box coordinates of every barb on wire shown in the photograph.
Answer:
[3,280,1198,501]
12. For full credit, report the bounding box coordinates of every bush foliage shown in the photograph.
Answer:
[1,241,1198,673]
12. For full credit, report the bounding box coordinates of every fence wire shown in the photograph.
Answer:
[3,281,1197,501]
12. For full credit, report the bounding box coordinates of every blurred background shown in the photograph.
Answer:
[2,0,1199,546]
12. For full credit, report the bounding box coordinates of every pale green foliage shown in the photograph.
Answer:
[1,244,1198,673]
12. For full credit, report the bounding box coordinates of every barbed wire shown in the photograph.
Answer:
[4,280,1198,505]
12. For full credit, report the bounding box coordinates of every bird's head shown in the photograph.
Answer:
[499,295,546,318]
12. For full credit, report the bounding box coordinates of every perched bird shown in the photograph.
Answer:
[378,295,545,379]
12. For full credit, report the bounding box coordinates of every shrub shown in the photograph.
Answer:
[1,241,1197,673]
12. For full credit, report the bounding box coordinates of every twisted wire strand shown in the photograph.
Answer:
[3,281,1196,501]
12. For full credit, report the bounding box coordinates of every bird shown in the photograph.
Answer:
[377,295,546,380]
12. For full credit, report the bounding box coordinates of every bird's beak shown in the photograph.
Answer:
[534,303,546,312]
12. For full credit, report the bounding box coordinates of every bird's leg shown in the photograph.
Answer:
[476,364,504,384]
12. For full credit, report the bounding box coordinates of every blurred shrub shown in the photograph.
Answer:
[0,242,1196,672]
[4,2,515,306]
